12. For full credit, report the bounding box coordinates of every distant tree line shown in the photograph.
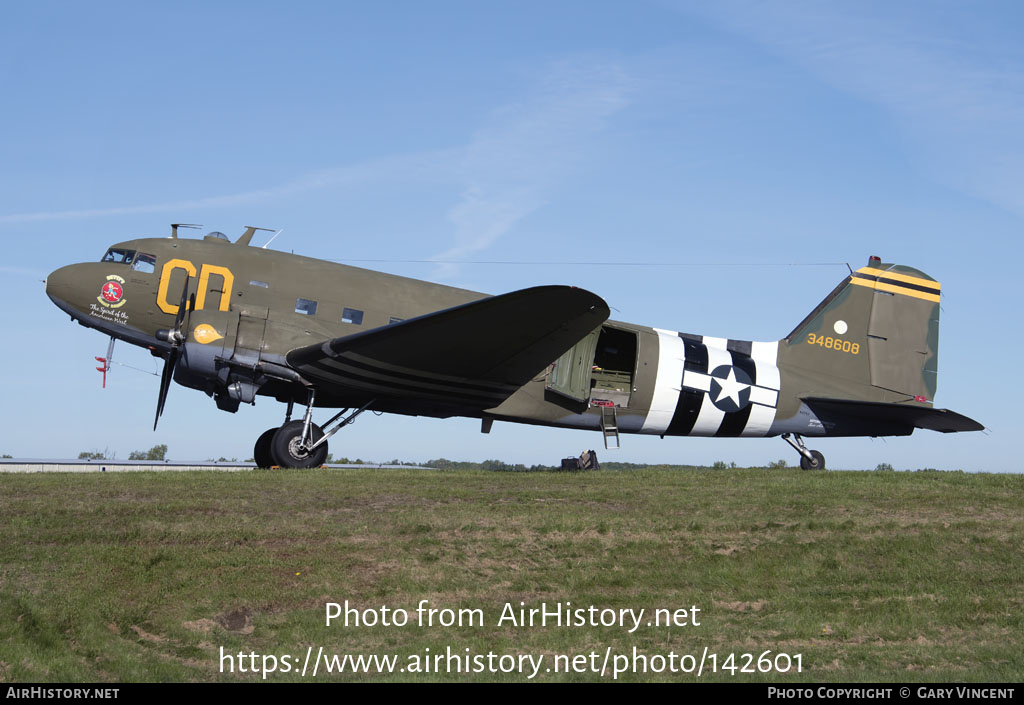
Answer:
[129,444,167,461]
[78,444,168,461]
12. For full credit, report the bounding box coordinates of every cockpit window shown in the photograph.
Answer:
[101,248,135,265]
[131,253,156,274]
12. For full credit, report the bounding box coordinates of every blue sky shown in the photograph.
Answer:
[2,1,1020,470]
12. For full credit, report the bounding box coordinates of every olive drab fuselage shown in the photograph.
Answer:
[45,230,982,467]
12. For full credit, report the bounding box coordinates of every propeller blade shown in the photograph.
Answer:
[154,347,179,431]
[174,274,191,329]
[183,292,195,337]
[153,275,191,431]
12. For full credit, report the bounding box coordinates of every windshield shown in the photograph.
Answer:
[131,253,156,273]
[101,248,135,265]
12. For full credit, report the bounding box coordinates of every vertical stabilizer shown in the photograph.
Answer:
[783,257,940,403]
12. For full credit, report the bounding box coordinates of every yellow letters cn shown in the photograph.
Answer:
[157,259,197,314]
[196,264,234,312]
[157,259,234,315]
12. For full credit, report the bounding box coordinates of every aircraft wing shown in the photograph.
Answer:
[802,397,984,434]
[286,285,610,409]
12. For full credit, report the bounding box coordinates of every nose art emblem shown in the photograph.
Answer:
[101,281,122,302]
[97,275,127,308]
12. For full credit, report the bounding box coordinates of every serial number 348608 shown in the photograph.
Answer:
[807,333,860,355]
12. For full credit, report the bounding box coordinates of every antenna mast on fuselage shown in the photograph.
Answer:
[170,223,202,239]
[236,226,276,246]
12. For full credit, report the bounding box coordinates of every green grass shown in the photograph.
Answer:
[1,467,1021,682]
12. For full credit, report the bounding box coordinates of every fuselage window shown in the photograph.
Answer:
[388,316,404,325]
[250,280,269,288]
[131,253,156,274]
[342,307,364,325]
[295,298,318,316]
[101,248,135,264]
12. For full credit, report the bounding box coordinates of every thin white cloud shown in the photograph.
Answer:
[0,150,457,225]
[1,58,634,275]
[674,1,1024,218]
[430,59,633,277]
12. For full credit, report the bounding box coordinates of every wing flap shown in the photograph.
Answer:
[287,286,610,408]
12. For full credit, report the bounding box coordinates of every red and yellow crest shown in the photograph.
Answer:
[98,275,127,309]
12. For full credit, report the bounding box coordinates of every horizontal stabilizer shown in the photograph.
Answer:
[803,397,984,434]
[287,286,610,408]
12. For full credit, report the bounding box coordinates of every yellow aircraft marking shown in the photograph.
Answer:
[193,324,224,345]
[196,264,234,312]
[157,259,235,314]
[855,266,941,291]
[156,259,197,314]
[850,276,941,302]
[807,333,860,355]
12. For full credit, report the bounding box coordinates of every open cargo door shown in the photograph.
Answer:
[545,327,601,403]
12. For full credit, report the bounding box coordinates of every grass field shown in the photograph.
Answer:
[1,467,1021,682]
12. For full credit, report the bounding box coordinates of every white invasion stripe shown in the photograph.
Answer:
[752,359,781,393]
[743,404,777,437]
[702,335,728,350]
[743,341,781,436]
[750,340,779,364]
[690,347,731,436]
[641,330,686,434]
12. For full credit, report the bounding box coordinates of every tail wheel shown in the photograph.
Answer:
[271,420,329,469]
[253,428,277,468]
[800,450,826,470]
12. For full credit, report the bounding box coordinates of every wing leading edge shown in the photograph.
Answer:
[286,285,610,409]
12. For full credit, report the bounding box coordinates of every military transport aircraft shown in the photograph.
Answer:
[45,225,983,469]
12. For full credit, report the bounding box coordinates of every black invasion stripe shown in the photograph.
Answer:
[681,339,708,373]
[851,272,940,295]
[666,338,708,436]
[729,349,757,386]
[332,353,516,395]
[716,403,753,437]
[727,339,752,357]
[303,361,505,405]
[679,333,703,344]
[667,390,703,436]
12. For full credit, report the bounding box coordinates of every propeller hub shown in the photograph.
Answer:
[155,329,184,345]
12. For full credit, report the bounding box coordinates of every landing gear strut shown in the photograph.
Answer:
[782,433,826,470]
[272,420,328,468]
[254,391,376,469]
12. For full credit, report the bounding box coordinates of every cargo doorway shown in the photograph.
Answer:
[589,326,637,408]
[545,325,637,408]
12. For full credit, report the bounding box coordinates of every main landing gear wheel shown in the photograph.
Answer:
[799,450,826,471]
[271,420,328,469]
[261,390,374,469]
[253,428,277,468]
[782,433,826,471]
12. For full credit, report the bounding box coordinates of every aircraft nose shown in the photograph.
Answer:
[45,264,76,304]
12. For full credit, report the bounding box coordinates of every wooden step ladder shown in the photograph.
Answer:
[600,405,620,450]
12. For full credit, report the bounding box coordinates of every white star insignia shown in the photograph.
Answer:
[714,368,749,407]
